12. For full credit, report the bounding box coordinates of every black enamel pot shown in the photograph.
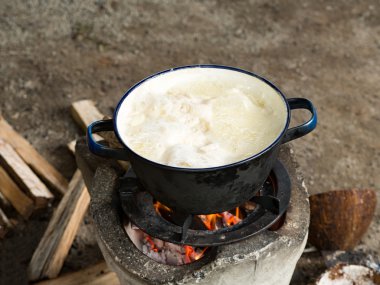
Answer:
[87,65,317,214]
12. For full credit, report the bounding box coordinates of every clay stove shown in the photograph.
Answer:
[76,138,309,285]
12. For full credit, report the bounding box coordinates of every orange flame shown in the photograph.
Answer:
[184,245,208,263]
[154,201,172,215]
[150,201,244,263]
[198,208,242,230]
[184,245,194,263]
[145,236,159,252]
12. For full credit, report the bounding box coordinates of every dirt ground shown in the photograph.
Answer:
[0,0,379,284]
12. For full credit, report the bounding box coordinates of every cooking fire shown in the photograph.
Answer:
[124,200,249,265]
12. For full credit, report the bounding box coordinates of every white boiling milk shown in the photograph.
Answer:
[116,67,288,168]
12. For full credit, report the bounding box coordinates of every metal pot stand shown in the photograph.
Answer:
[119,160,291,247]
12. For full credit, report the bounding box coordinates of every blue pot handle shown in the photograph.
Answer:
[87,119,130,160]
[282,98,317,143]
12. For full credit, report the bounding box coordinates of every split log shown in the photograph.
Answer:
[0,190,11,210]
[0,116,68,194]
[71,100,104,132]
[28,170,90,281]
[70,100,129,170]
[0,207,12,238]
[0,140,53,208]
[70,100,103,150]
[67,140,76,154]
[308,189,377,250]
[0,166,34,219]
[34,262,119,285]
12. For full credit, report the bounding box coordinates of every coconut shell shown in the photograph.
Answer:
[308,189,376,251]
[316,264,380,285]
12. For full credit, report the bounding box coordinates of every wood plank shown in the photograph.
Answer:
[28,170,90,281]
[0,116,68,194]
[0,140,53,208]
[0,207,12,238]
[0,166,34,219]
[34,262,120,285]
[71,100,104,132]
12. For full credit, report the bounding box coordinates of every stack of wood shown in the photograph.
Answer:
[0,99,120,284]
[0,116,63,234]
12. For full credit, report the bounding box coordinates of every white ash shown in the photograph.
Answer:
[124,221,206,265]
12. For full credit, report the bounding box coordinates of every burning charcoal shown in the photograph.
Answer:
[165,241,184,253]
[153,238,164,248]
[159,251,167,264]
[178,253,185,265]
[123,218,207,265]
[149,251,166,264]
[165,250,182,265]
[123,221,144,248]
[142,244,148,254]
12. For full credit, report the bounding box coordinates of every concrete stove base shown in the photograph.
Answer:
[76,138,309,285]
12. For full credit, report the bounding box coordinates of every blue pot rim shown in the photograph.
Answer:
[113,64,291,172]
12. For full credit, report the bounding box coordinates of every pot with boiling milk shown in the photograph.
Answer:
[87,65,317,214]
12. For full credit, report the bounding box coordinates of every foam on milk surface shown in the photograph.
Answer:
[117,68,287,168]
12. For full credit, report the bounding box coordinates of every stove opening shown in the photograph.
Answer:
[154,200,253,230]
[124,220,208,265]
[124,200,257,265]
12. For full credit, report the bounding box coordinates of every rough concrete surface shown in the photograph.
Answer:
[0,1,379,284]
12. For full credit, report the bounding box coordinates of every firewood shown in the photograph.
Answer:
[70,100,104,150]
[0,190,11,210]
[0,116,68,194]
[34,261,120,285]
[0,207,12,238]
[67,140,76,154]
[70,100,129,170]
[308,189,377,251]
[0,166,34,219]
[28,170,90,281]
[0,140,53,208]
[71,100,104,132]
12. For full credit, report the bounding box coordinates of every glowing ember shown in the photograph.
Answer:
[124,221,207,265]
[153,201,244,263]
[125,201,245,265]
[145,236,159,252]
[199,207,243,230]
